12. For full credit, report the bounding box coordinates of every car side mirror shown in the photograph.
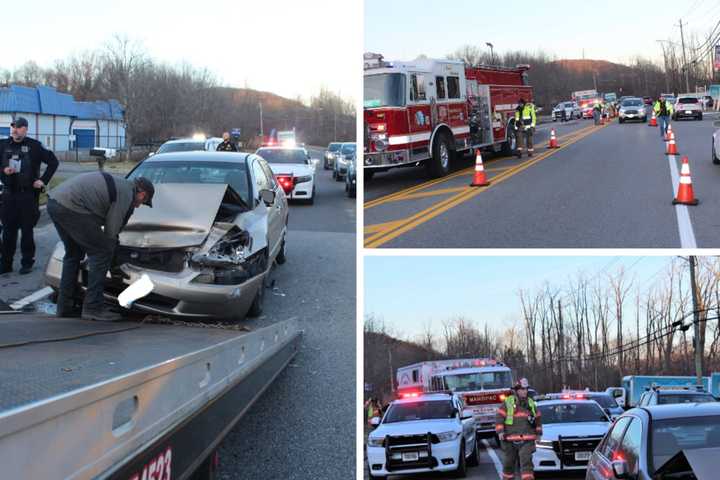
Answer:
[260,189,276,205]
[370,417,381,428]
[611,459,634,479]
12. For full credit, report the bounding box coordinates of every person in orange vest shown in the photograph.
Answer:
[495,378,543,480]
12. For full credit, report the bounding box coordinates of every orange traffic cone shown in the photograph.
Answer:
[673,156,699,205]
[548,129,559,148]
[665,123,673,141]
[470,149,490,187]
[649,111,657,126]
[666,131,678,155]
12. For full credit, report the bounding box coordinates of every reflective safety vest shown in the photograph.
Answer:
[503,395,537,425]
[515,103,537,128]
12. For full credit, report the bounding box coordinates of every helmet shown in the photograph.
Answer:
[513,378,529,390]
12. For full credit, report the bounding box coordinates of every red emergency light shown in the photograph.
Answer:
[274,174,296,194]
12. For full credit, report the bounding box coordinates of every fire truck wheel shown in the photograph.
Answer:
[501,128,517,156]
[427,133,452,178]
[454,440,467,478]
[467,438,479,467]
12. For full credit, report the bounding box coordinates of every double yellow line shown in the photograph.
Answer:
[364,122,606,248]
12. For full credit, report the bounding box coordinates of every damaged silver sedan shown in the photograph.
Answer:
[44,151,289,321]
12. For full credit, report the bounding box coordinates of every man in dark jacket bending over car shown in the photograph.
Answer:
[47,172,155,322]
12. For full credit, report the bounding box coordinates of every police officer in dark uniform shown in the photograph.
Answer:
[0,117,58,274]
[216,132,238,152]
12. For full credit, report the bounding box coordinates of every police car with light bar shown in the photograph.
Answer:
[255,146,318,204]
[366,392,478,478]
[532,397,612,472]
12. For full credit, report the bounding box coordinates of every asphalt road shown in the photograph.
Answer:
[0,147,357,480]
[364,439,586,480]
[363,109,720,248]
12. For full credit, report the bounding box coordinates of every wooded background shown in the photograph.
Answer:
[364,257,720,402]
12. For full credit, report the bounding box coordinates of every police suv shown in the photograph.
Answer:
[366,392,478,478]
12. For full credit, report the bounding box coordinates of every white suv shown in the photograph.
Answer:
[366,392,478,478]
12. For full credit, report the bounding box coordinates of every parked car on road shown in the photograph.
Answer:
[637,386,716,406]
[345,159,356,198]
[152,136,222,155]
[585,403,720,480]
[324,142,342,169]
[366,392,478,478]
[618,97,647,123]
[673,96,703,121]
[333,142,356,181]
[45,151,289,321]
[533,399,611,473]
[552,101,581,121]
[256,146,318,204]
[546,391,624,419]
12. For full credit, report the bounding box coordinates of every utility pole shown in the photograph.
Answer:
[678,19,691,93]
[334,109,337,142]
[689,255,703,387]
[259,102,264,138]
[388,345,395,393]
[558,299,566,389]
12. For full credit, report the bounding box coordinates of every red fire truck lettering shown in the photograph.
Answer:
[129,446,172,480]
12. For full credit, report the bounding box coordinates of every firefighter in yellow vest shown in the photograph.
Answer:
[495,378,543,480]
[514,99,537,158]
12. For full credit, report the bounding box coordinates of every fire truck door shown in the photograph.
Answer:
[476,85,492,145]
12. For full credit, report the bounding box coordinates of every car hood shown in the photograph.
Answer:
[371,419,460,438]
[120,183,244,249]
[268,163,312,176]
[541,422,610,440]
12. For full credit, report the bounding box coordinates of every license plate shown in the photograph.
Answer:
[402,452,419,462]
[686,110,693,114]
[574,451,591,461]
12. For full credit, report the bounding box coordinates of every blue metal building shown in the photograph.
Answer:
[0,85,125,152]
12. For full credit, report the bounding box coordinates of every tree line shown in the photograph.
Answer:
[365,257,720,400]
[1,35,355,156]
[446,33,720,110]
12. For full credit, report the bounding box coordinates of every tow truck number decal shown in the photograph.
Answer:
[129,446,172,480]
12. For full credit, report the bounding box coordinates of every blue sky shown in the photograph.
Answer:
[365,0,720,65]
[4,0,359,101]
[364,256,675,340]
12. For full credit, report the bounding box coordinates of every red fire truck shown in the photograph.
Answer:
[363,53,533,178]
[396,358,513,441]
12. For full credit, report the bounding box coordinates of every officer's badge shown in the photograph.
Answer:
[20,146,29,153]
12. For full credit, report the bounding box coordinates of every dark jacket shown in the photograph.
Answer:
[216,140,238,152]
[0,136,58,192]
[49,171,136,241]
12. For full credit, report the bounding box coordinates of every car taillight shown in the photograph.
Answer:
[275,175,295,194]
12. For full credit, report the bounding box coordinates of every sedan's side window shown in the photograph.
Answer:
[251,160,271,200]
[619,418,643,474]
[258,160,277,189]
[600,416,632,460]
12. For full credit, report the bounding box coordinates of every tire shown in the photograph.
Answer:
[454,441,467,478]
[335,171,344,182]
[467,439,479,467]
[699,113,703,121]
[501,126,517,156]
[323,160,329,170]
[306,187,315,205]
[426,132,452,178]
[275,236,287,265]
[619,118,624,124]
[713,142,720,165]
[348,186,356,198]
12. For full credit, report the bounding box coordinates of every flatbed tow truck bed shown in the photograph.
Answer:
[0,313,302,479]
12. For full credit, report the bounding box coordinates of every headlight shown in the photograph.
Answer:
[295,175,312,184]
[436,431,461,443]
[368,436,385,447]
[536,439,553,449]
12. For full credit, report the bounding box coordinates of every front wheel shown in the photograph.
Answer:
[426,133,452,178]
[713,142,720,164]
[276,236,287,265]
[501,128,517,156]
[454,441,467,478]
[466,439,479,467]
